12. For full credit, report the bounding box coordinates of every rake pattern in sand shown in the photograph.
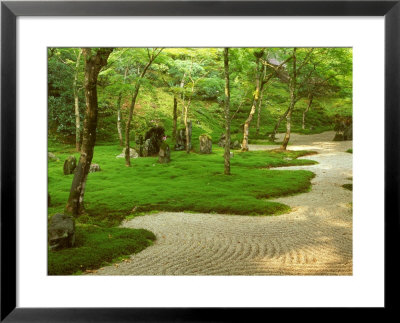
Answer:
[93,131,352,276]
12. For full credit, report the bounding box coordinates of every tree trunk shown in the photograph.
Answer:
[302,94,313,130]
[117,67,128,147]
[223,48,231,175]
[172,96,178,140]
[117,92,123,146]
[65,48,113,217]
[124,53,159,166]
[281,107,293,150]
[125,84,141,166]
[241,54,263,151]
[180,72,186,120]
[256,88,265,137]
[73,49,82,152]
[256,65,266,137]
[271,105,290,141]
[281,48,297,150]
[183,105,190,153]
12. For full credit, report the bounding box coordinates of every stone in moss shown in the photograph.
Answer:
[175,121,192,151]
[63,155,77,175]
[199,134,212,154]
[158,143,171,164]
[89,163,101,173]
[48,213,75,250]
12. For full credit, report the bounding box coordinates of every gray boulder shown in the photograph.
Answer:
[63,155,77,175]
[48,152,59,161]
[48,213,75,250]
[116,148,138,159]
[199,134,212,154]
[89,163,101,173]
[158,143,171,164]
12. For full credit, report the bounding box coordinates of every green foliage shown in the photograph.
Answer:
[48,48,85,141]
[48,225,156,275]
[48,47,352,146]
[196,77,225,100]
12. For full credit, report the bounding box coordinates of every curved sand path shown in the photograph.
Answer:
[93,131,353,275]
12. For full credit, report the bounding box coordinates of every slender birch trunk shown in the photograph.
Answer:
[117,93,123,146]
[223,48,231,175]
[117,67,128,146]
[183,105,190,153]
[224,48,231,175]
[172,96,178,140]
[180,72,186,120]
[73,49,82,151]
[281,48,297,150]
[241,51,263,151]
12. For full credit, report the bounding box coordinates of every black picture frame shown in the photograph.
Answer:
[1,1,399,321]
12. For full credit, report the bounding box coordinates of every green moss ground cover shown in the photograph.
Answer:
[48,225,155,275]
[48,145,317,220]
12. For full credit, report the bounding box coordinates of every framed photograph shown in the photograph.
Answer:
[1,0,398,321]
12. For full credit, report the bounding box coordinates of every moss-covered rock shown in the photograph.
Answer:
[63,155,77,175]
[199,134,212,154]
[158,143,171,164]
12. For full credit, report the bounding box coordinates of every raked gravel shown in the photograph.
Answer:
[91,131,352,276]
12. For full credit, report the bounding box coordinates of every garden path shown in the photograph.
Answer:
[92,131,353,275]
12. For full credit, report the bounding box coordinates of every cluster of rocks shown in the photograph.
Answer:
[63,155,101,174]
[135,126,166,157]
[218,134,241,150]
[175,121,192,151]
